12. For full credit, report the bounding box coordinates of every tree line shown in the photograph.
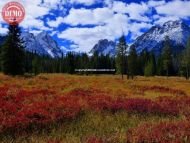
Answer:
[116,35,190,80]
[0,24,190,80]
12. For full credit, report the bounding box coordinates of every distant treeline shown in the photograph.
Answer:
[24,52,116,75]
[0,24,190,80]
[116,35,190,80]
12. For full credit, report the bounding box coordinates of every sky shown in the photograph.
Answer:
[0,0,190,53]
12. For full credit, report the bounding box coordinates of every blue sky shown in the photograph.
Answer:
[0,0,190,52]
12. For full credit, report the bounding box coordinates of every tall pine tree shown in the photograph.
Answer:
[116,35,128,79]
[162,36,173,77]
[128,45,138,79]
[144,53,156,76]
[1,24,25,76]
[181,37,190,79]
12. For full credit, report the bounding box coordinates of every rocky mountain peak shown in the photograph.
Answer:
[133,20,190,55]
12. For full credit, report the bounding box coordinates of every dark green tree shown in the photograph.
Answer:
[116,35,128,79]
[66,52,75,74]
[32,56,41,75]
[162,36,173,77]
[144,53,156,76]
[1,24,25,76]
[128,45,138,79]
[138,50,150,75]
[181,38,190,79]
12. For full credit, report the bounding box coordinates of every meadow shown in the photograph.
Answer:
[0,74,190,143]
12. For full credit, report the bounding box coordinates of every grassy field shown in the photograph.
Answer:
[0,74,190,143]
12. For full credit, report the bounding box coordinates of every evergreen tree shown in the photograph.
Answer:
[32,56,41,75]
[66,52,75,74]
[81,53,89,75]
[144,53,156,76]
[1,24,25,76]
[116,35,128,79]
[91,51,99,71]
[128,45,138,79]
[162,36,173,77]
[138,50,150,75]
[181,38,190,79]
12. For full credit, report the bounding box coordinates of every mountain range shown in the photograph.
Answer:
[92,20,190,56]
[0,20,189,57]
[133,20,190,55]
[0,31,65,58]
[21,31,64,58]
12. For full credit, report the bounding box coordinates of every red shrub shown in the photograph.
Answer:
[111,97,179,116]
[127,121,190,143]
[86,95,113,111]
[1,85,190,135]
[0,86,81,133]
[86,137,105,143]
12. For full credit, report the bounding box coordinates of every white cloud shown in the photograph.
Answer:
[58,13,132,52]
[23,0,49,18]
[0,24,8,35]
[1,0,190,52]
[63,8,95,25]
[155,0,190,18]
[69,0,98,6]
[104,0,113,7]
[58,27,107,52]
[62,7,114,26]
[112,1,150,22]
[43,0,66,9]
[112,1,127,14]
[148,0,165,7]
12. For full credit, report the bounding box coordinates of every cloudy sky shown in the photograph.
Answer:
[0,0,190,52]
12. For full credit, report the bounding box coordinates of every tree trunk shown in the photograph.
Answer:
[127,74,129,80]
[185,65,189,80]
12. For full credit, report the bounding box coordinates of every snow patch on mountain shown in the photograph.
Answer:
[133,20,190,55]
[90,39,116,56]
[21,31,64,58]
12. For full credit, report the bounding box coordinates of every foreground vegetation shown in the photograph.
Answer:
[1,74,190,143]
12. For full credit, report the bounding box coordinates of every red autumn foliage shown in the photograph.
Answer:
[83,95,179,116]
[127,121,190,143]
[0,86,81,133]
[1,85,190,135]
[85,137,105,143]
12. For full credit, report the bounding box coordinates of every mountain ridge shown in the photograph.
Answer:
[90,39,116,56]
[133,20,190,55]
[0,20,190,57]
[21,31,64,58]
[0,31,65,58]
